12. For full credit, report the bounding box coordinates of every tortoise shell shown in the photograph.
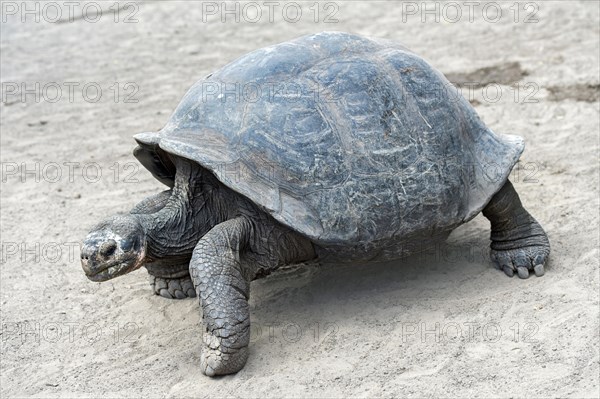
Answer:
[134,32,523,247]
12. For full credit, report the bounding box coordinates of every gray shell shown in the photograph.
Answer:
[134,32,523,247]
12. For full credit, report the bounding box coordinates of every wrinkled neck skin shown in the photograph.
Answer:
[138,159,234,261]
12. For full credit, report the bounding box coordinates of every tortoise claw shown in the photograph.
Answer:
[533,264,545,277]
[517,266,529,279]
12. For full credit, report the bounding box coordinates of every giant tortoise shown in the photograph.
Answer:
[80,32,550,376]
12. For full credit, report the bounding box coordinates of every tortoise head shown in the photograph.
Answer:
[80,215,147,282]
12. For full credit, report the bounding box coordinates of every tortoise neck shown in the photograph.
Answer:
[141,159,233,260]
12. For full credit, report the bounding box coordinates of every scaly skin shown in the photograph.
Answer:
[130,190,195,298]
[482,180,550,278]
[149,274,196,299]
[189,214,315,376]
[130,190,172,215]
[191,217,252,376]
[145,261,195,299]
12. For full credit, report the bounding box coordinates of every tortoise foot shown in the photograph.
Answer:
[200,330,249,376]
[149,275,196,299]
[490,217,550,279]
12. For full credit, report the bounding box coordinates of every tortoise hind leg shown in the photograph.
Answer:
[146,261,196,299]
[482,180,550,278]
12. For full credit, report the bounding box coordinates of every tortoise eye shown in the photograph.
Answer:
[99,239,117,257]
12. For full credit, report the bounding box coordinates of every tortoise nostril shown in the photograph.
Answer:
[99,239,117,257]
[80,245,93,260]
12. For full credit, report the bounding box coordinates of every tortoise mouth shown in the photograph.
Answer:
[84,258,144,282]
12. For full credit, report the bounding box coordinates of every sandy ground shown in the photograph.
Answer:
[1,1,599,398]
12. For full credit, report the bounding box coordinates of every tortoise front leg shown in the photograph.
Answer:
[190,217,253,376]
[189,215,315,376]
